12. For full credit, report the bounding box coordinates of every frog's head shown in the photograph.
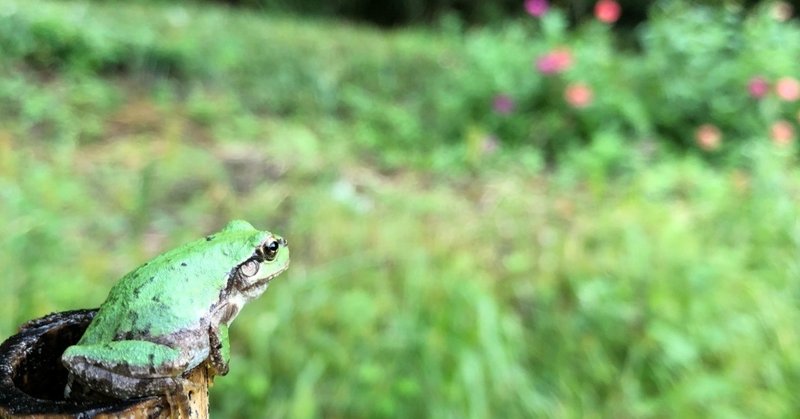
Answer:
[232,232,290,300]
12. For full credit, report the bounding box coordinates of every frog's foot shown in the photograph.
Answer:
[207,324,230,377]
[62,340,194,400]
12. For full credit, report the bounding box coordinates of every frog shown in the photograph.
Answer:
[61,220,289,415]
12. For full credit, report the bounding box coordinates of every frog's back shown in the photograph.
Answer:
[79,225,268,344]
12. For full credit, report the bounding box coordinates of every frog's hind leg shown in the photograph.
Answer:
[62,340,202,412]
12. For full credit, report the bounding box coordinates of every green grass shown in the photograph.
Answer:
[0,0,478,168]
[1,0,800,418]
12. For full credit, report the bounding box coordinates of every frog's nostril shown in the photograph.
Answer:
[279,237,287,247]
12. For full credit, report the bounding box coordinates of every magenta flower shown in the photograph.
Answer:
[492,95,515,114]
[747,76,769,99]
[525,0,549,17]
[535,48,573,75]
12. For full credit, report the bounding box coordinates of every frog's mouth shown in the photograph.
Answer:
[239,259,290,295]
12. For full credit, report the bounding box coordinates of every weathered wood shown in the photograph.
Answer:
[0,310,208,418]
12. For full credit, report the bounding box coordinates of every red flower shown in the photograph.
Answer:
[564,83,593,108]
[775,77,800,102]
[695,124,721,151]
[525,0,549,17]
[747,76,769,99]
[594,0,621,24]
[535,48,573,75]
[770,120,795,146]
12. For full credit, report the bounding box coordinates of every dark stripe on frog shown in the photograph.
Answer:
[220,248,265,297]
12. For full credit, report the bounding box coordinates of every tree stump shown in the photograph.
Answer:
[0,309,209,418]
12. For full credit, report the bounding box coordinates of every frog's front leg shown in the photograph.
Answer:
[207,324,230,377]
[62,340,201,417]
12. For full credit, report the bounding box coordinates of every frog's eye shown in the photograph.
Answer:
[239,259,260,277]
[261,239,280,262]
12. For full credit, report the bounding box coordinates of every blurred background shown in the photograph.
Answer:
[1,0,800,417]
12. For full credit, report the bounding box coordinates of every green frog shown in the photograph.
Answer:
[61,220,289,415]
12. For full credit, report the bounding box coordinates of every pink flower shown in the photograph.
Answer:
[525,0,549,18]
[492,94,515,114]
[535,48,573,75]
[775,77,800,101]
[564,83,593,108]
[695,124,722,151]
[770,120,795,146]
[594,0,621,24]
[747,76,769,99]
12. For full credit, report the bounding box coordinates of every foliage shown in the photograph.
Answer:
[81,0,534,26]
[3,106,800,417]
[1,0,800,418]
[1,0,799,165]
[469,1,800,161]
